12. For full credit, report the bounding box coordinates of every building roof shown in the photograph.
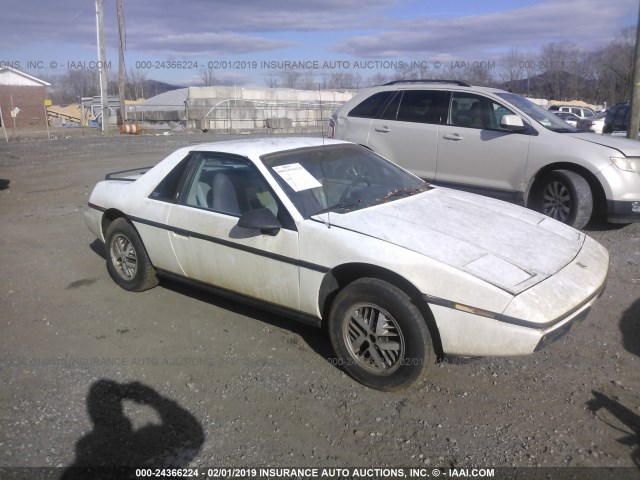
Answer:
[47,104,84,121]
[0,67,51,87]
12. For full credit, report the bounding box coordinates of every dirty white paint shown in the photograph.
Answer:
[324,187,585,294]
[86,137,610,357]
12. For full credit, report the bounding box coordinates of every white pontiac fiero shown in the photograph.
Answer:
[86,137,609,390]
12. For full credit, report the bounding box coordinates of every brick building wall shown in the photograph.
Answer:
[0,84,48,128]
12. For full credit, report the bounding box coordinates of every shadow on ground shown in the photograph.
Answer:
[90,239,106,260]
[586,390,640,467]
[620,298,640,358]
[61,379,204,479]
[88,238,336,365]
[159,275,336,363]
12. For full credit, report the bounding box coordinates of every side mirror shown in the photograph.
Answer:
[237,208,281,236]
[500,115,527,132]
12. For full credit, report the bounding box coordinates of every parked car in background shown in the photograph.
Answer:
[603,102,637,135]
[577,111,606,134]
[552,111,580,127]
[85,137,610,391]
[548,104,596,118]
[330,80,640,229]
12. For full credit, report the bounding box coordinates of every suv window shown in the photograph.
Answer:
[394,90,448,124]
[449,92,515,130]
[348,91,395,118]
[380,91,402,120]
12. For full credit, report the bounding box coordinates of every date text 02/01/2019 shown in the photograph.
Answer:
[134,467,496,478]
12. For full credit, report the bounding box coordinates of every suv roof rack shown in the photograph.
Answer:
[383,79,471,87]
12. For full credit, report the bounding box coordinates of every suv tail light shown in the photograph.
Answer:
[328,116,336,139]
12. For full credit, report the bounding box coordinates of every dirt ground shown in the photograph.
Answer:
[0,129,639,478]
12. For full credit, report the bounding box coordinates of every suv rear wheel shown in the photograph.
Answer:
[533,170,593,229]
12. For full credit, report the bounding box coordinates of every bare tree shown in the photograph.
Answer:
[320,72,361,90]
[198,65,218,86]
[368,72,388,87]
[499,48,524,91]
[128,67,147,100]
[264,74,279,88]
[49,70,100,104]
[601,27,635,102]
[300,71,318,90]
[283,70,301,89]
[539,42,580,100]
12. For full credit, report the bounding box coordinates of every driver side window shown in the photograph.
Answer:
[449,92,515,131]
[184,154,279,218]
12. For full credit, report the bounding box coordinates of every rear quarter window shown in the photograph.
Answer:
[149,154,195,202]
[348,91,395,118]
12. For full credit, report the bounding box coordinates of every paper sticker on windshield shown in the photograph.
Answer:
[273,163,322,192]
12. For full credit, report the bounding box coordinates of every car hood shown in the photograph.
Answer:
[324,188,585,295]
[568,132,640,156]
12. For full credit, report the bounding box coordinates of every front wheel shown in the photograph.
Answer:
[533,170,593,229]
[328,278,434,391]
[105,218,159,291]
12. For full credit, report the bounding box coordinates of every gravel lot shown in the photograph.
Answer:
[0,130,639,478]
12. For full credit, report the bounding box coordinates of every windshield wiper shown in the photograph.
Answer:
[313,200,361,215]
[379,185,429,202]
[551,127,576,133]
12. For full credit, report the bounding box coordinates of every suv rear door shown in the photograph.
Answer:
[435,91,531,201]
[367,89,449,180]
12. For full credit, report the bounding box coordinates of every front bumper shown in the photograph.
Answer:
[534,305,592,351]
[607,199,640,223]
[431,236,609,356]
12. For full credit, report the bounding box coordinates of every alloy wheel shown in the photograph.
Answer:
[109,233,138,280]
[542,180,572,222]
[343,303,405,373]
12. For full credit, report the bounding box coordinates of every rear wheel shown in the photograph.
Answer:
[534,170,593,229]
[328,278,434,391]
[105,218,158,291]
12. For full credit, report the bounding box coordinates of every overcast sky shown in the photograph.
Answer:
[1,0,637,87]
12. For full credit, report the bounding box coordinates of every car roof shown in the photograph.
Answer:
[360,81,510,95]
[188,137,350,158]
[564,106,594,112]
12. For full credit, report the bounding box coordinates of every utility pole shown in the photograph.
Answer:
[628,5,640,141]
[95,0,109,133]
[118,0,126,126]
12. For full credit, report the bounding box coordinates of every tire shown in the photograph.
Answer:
[328,278,434,391]
[105,218,158,291]
[534,170,593,229]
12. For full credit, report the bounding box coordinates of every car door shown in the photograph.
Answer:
[367,89,448,180]
[435,91,531,201]
[166,152,301,310]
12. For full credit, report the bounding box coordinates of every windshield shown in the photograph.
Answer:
[261,144,428,218]
[496,92,578,133]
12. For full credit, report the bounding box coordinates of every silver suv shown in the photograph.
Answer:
[329,80,640,228]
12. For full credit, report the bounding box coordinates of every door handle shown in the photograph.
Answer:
[442,133,463,141]
[374,126,391,133]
